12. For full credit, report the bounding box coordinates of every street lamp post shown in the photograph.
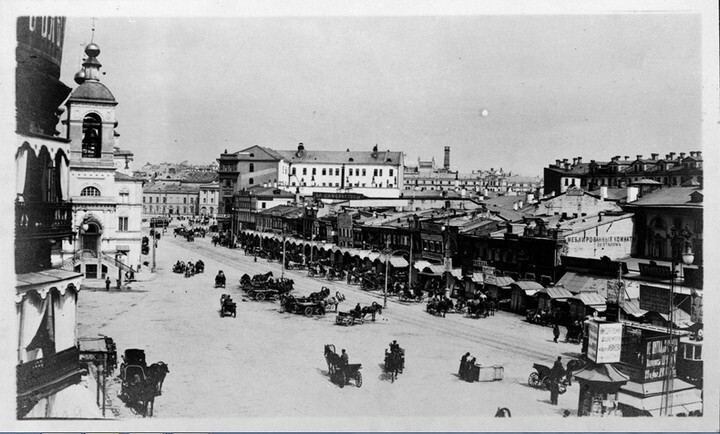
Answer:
[661,225,694,416]
[281,232,287,279]
[382,240,391,309]
[441,223,453,297]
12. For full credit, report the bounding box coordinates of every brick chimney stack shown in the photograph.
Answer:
[444,146,450,170]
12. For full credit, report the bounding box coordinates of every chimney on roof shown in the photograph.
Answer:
[572,158,577,166]
[513,202,518,211]
[600,185,608,200]
[627,186,639,203]
[636,154,642,160]
[624,156,629,161]
[611,156,619,162]
[371,144,378,159]
[696,151,702,159]
[577,157,582,164]
[665,154,670,160]
[444,146,450,170]
[555,159,561,166]
[296,142,305,158]
[651,153,659,160]
[689,151,696,158]
[679,152,686,159]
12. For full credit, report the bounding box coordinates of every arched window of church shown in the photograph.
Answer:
[81,186,101,196]
[249,163,254,173]
[81,113,102,158]
[249,178,254,185]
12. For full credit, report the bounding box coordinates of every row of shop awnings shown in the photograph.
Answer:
[241,229,411,266]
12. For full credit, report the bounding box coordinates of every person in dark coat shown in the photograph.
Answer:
[550,379,559,405]
[459,352,470,379]
[553,322,560,343]
[105,276,111,291]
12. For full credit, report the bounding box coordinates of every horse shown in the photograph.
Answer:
[240,274,251,286]
[324,291,346,312]
[384,349,403,383]
[252,271,273,282]
[361,302,383,321]
[139,362,169,417]
[427,298,453,317]
[309,287,331,302]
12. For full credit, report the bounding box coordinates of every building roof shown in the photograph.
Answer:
[246,185,295,199]
[274,148,403,166]
[621,299,648,318]
[168,171,219,184]
[511,281,544,291]
[569,291,607,308]
[144,183,200,194]
[557,271,613,295]
[257,204,304,218]
[114,171,140,182]
[626,187,702,208]
[542,286,574,299]
[69,81,116,102]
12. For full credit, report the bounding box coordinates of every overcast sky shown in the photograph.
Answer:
[53,10,703,176]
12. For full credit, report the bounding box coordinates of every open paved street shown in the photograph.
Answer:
[77,225,584,426]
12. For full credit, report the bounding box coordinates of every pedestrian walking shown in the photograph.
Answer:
[105,276,111,291]
[553,322,560,343]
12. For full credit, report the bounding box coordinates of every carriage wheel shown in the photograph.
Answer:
[256,292,266,302]
[304,306,314,316]
[355,371,363,388]
[338,371,346,388]
[348,317,354,326]
[528,372,540,387]
[335,316,343,325]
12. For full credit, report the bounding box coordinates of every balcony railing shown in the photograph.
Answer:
[16,200,73,240]
[17,346,86,417]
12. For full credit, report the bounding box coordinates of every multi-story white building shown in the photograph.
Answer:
[142,183,200,218]
[218,143,404,226]
[198,181,219,217]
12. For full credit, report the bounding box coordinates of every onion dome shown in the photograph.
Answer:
[74,69,86,84]
[85,42,100,57]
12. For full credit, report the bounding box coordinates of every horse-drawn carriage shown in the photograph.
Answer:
[214,272,226,288]
[335,309,364,326]
[465,298,489,318]
[307,263,328,278]
[565,321,584,344]
[528,363,567,394]
[247,285,288,302]
[284,260,306,270]
[326,267,346,281]
[426,297,455,317]
[398,285,425,302]
[220,294,237,317]
[324,344,362,388]
[384,345,405,383]
[119,349,169,417]
[281,295,326,316]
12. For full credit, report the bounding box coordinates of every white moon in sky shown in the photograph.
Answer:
[480,108,489,117]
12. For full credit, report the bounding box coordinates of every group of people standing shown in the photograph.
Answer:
[458,352,478,382]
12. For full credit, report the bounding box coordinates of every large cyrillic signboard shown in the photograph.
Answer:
[639,284,671,314]
[17,17,66,66]
[587,321,623,363]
